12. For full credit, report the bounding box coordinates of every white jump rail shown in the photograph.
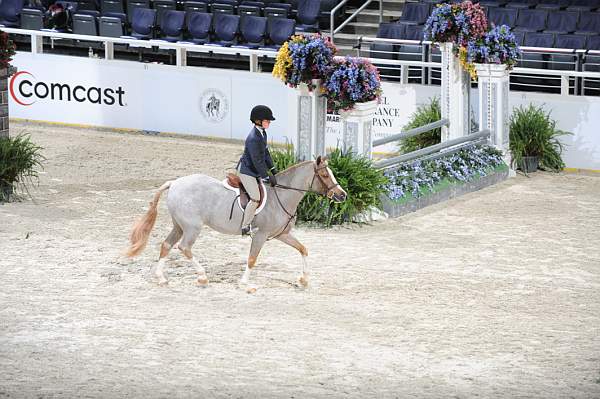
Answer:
[2,27,278,71]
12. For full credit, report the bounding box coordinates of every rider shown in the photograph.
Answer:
[237,105,278,236]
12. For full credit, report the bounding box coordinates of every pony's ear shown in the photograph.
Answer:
[316,155,322,165]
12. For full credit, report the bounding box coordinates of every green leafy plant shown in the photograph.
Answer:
[509,104,571,172]
[0,134,45,201]
[398,97,442,154]
[269,145,388,226]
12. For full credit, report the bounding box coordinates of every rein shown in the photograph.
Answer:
[268,165,341,240]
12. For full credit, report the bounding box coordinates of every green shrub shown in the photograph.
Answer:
[0,134,45,201]
[509,104,570,172]
[269,145,388,226]
[398,97,442,154]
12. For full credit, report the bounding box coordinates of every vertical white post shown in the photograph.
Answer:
[440,42,470,141]
[296,79,326,161]
[176,47,187,67]
[31,34,43,54]
[104,41,114,60]
[340,100,378,159]
[475,63,513,173]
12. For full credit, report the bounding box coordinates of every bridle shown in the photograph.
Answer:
[269,163,342,239]
[275,164,342,199]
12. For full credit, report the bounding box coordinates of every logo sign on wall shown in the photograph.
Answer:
[10,70,127,107]
[199,88,229,123]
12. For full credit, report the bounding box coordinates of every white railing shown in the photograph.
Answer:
[358,36,600,96]
[2,27,278,71]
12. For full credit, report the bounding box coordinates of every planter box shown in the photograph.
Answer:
[381,165,509,218]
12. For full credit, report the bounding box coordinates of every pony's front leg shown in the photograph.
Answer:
[276,233,309,288]
[240,232,268,293]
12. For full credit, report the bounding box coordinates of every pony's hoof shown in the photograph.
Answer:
[157,279,169,286]
[246,285,258,294]
[298,275,309,288]
[196,276,209,286]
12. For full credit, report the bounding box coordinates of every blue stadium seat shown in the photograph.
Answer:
[153,0,176,26]
[241,1,265,7]
[103,11,126,21]
[587,34,600,49]
[73,13,98,34]
[20,7,43,29]
[99,15,124,36]
[544,10,578,34]
[184,1,208,11]
[479,0,508,7]
[101,0,124,15]
[488,7,518,28]
[566,0,600,11]
[77,9,100,17]
[211,2,235,14]
[260,16,294,50]
[575,12,600,34]
[126,0,149,23]
[506,0,538,9]
[77,0,98,10]
[376,22,404,39]
[514,9,548,32]
[270,2,292,14]
[159,9,185,41]
[264,6,287,18]
[207,13,239,46]
[524,31,555,46]
[296,0,319,32]
[535,0,567,10]
[403,23,425,40]
[125,7,156,39]
[182,11,212,44]
[400,2,430,25]
[319,0,343,29]
[238,4,261,16]
[0,0,25,27]
[233,14,267,48]
[554,33,587,48]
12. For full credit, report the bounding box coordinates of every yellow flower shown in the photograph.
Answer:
[458,46,478,81]
[272,41,292,83]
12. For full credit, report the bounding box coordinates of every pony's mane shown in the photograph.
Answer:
[277,160,316,176]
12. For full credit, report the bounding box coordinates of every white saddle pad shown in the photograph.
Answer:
[222,179,268,214]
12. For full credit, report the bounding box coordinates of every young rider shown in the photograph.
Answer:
[237,105,278,236]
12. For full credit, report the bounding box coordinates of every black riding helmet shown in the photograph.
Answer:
[250,105,276,123]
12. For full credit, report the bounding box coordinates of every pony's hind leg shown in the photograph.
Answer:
[154,221,183,285]
[177,226,209,286]
[240,232,268,293]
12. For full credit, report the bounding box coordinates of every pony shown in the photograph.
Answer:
[125,156,347,292]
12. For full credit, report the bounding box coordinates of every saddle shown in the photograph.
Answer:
[224,173,267,214]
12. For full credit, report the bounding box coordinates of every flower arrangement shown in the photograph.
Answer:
[0,30,16,69]
[384,145,504,201]
[465,24,522,78]
[323,56,382,113]
[423,1,488,47]
[272,33,337,90]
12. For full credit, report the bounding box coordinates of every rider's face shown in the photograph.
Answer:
[261,120,271,129]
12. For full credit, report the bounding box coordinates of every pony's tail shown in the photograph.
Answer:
[126,181,172,258]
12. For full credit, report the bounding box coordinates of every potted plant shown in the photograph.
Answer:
[323,56,382,114]
[467,25,521,80]
[0,134,45,202]
[509,104,570,173]
[272,33,337,92]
